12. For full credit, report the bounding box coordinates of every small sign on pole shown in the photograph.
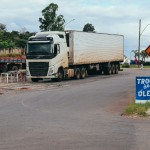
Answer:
[136,76,150,104]
[145,45,150,57]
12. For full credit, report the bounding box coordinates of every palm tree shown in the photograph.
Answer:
[124,55,127,59]
[140,50,149,61]
[131,50,138,58]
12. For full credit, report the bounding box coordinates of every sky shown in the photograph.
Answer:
[0,0,150,59]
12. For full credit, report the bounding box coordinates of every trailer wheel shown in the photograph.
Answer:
[115,65,119,74]
[31,78,39,82]
[111,65,115,74]
[98,70,102,75]
[56,68,63,82]
[75,68,80,79]
[80,68,86,79]
[104,67,111,75]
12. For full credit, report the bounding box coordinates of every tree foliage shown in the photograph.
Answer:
[0,41,8,49]
[140,50,148,61]
[124,55,127,59]
[0,24,36,49]
[0,23,7,32]
[39,3,65,31]
[131,50,138,58]
[83,23,95,32]
[15,39,27,48]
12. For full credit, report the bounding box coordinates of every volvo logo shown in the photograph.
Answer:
[36,55,44,59]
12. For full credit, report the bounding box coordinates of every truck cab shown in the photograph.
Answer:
[26,31,68,82]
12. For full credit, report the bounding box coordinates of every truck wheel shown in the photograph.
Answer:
[51,78,57,82]
[12,66,18,71]
[75,68,80,79]
[87,70,92,75]
[80,68,86,79]
[98,70,102,75]
[115,65,119,74]
[56,68,63,82]
[104,67,111,75]
[31,78,39,82]
[111,65,115,74]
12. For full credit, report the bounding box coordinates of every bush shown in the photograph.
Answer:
[122,64,130,68]
[143,62,150,66]
[0,41,8,49]
[124,100,150,116]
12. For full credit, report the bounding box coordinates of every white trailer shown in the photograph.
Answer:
[26,30,124,82]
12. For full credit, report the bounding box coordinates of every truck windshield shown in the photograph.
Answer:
[27,43,52,54]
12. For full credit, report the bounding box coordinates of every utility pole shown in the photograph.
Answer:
[138,19,141,67]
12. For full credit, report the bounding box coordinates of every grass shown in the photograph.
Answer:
[124,100,150,117]
[120,65,150,68]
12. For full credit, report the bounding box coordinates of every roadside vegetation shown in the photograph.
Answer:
[0,53,22,58]
[123,100,150,117]
[120,64,150,68]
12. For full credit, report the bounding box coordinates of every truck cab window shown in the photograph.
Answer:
[54,44,60,56]
[57,45,60,54]
[66,33,69,47]
[54,44,57,56]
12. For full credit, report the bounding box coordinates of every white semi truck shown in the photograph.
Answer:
[26,30,124,82]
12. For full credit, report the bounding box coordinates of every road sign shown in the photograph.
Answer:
[136,76,150,104]
[145,45,150,57]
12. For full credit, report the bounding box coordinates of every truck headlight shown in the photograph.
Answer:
[26,67,30,76]
[48,66,55,75]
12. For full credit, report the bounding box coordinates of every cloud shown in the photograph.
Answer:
[0,0,150,59]
[7,22,20,31]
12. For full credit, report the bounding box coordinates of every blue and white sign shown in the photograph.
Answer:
[136,76,150,104]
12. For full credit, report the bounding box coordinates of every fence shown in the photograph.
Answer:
[0,47,22,55]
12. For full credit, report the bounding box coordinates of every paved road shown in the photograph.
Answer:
[0,69,150,150]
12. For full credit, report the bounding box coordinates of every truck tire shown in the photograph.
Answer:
[80,68,86,79]
[104,67,111,75]
[56,68,63,82]
[111,65,115,74]
[75,68,80,79]
[12,66,18,71]
[115,64,119,74]
[31,78,39,82]
[98,70,102,75]
[51,78,57,82]
[87,70,92,75]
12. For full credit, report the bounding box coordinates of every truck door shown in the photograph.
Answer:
[53,44,61,71]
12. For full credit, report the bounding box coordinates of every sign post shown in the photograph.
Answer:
[136,76,150,104]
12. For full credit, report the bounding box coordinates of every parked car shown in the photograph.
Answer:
[130,60,142,65]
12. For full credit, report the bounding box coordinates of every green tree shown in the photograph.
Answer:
[140,50,148,61]
[15,39,27,48]
[10,31,19,42]
[124,55,127,59]
[83,23,95,32]
[39,3,65,31]
[0,23,7,32]
[0,30,3,42]
[131,50,138,58]
[0,41,8,49]
[8,43,15,49]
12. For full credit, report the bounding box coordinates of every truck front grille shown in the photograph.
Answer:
[29,62,49,76]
